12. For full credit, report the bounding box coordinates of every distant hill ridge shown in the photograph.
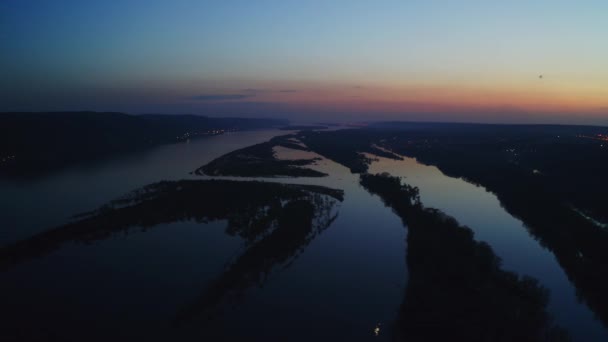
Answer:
[0,111,287,176]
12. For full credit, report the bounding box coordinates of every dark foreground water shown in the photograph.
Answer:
[0,130,606,341]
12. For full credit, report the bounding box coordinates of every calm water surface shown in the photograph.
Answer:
[368,154,608,341]
[0,130,405,341]
[0,130,606,341]
[0,130,281,243]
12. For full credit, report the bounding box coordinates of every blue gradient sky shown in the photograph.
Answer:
[1,1,607,124]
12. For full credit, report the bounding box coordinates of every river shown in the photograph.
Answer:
[0,129,605,341]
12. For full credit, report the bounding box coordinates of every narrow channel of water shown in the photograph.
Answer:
[368,154,608,341]
[197,146,408,340]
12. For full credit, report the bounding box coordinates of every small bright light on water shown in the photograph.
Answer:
[374,323,381,337]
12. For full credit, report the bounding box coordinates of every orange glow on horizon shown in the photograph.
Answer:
[238,79,608,117]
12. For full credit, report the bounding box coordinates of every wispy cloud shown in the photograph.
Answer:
[190,94,254,101]
[190,88,297,102]
[241,88,265,93]
[242,88,298,94]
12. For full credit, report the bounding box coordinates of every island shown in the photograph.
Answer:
[0,179,343,271]
[195,135,328,177]
[360,173,569,341]
[289,123,608,328]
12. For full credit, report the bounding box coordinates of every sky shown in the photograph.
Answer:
[1,0,607,124]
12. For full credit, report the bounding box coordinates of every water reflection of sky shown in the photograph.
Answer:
[0,130,283,244]
[0,131,406,341]
[1,130,607,341]
[368,154,608,341]
[200,142,408,341]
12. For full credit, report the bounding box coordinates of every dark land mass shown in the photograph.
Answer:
[280,125,328,130]
[314,122,341,127]
[0,179,342,341]
[0,112,287,177]
[196,135,327,177]
[369,121,608,220]
[0,179,342,271]
[296,129,403,173]
[175,192,339,327]
[360,173,569,342]
[299,124,608,328]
